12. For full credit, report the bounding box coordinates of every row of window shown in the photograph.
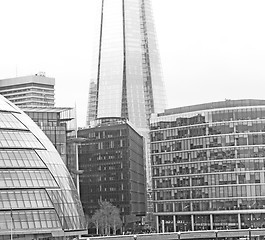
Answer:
[0,85,54,95]
[0,130,44,149]
[81,182,125,192]
[80,129,128,140]
[151,107,265,130]
[10,93,54,101]
[158,213,265,231]
[9,91,54,98]
[0,112,27,130]
[0,170,58,188]
[17,103,54,107]
[152,133,265,153]
[153,159,265,176]
[85,162,124,172]
[154,172,265,188]
[151,120,265,141]
[12,98,54,104]
[0,150,45,168]
[81,139,127,151]
[82,193,126,204]
[155,198,265,212]
[82,172,124,183]
[152,146,265,165]
[0,210,61,230]
[0,189,53,209]
[154,185,265,199]
[80,150,126,162]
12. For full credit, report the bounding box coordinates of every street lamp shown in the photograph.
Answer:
[67,137,87,194]
[249,228,251,240]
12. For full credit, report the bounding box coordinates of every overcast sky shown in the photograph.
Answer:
[0,0,264,126]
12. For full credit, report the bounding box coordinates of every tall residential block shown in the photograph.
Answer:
[151,99,265,233]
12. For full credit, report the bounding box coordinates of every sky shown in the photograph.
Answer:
[0,0,265,127]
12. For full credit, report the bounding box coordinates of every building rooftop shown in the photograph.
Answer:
[21,106,72,113]
[0,73,55,87]
[159,99,265,116]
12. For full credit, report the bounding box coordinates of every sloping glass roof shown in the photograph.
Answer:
[0,95,86,238]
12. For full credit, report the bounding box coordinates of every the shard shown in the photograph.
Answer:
[87,0,166,129]
[86,0,167,189]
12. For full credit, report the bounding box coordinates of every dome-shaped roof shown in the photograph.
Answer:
[0,95,86,238]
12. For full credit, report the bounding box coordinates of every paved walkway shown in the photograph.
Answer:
[86,228,265,240]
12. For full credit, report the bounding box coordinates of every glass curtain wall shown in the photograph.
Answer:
[86,0,166,129]
[0,95,86,238]
[151,100,265,232]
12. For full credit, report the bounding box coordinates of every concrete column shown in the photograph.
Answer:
[191,215,194,231]
[173,215,177,232]
[210,214,214,230]
[162,220,165,233]
[156,216,159,233]
[238,213,241,229]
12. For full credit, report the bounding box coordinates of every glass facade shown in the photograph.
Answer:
[86,0,167,194]
[22,107,76,165]
[0,95,86,238]
[150,99,265,232]
[86,0,166,129]
[78,118,146,225]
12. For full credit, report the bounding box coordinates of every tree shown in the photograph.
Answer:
[91,210,102,235]
[110,206,122,235]
[91,200,122,235]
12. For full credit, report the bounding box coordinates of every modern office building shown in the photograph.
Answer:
[0,72,55,107]
[0,95,86,238]
[150,99,265,233]
[21,107,76,164]
[78,118,146,225]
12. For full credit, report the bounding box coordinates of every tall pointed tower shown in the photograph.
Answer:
[86,0,166,189]
[87,0,166,128]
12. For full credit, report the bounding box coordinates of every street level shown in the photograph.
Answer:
[87,228,265,240]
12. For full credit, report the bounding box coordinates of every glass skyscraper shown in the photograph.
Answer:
[86,0,166,130]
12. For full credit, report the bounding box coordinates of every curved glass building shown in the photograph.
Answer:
[150,99,265,232]
[0,95,86,238]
